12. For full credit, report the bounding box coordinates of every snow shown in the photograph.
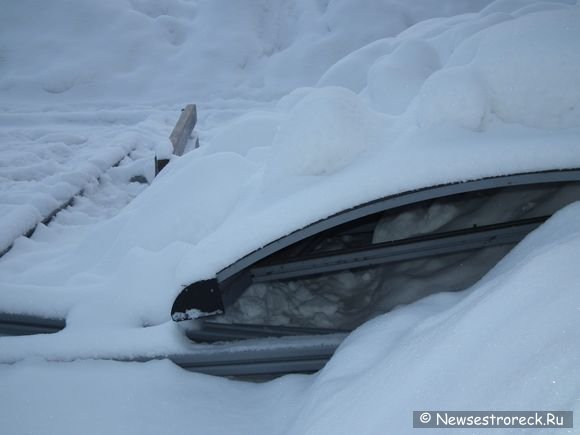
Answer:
[268,87,378,176]
[468,9,580,128]
[0,359,310,435]
[0,0,579,335]
[208,111,282,156]
[0,0,491,105]
[317,39,397,92]
[0,109,176,253]
[367,39,441,115]
[1,0,580,433]
[2,202,580,434]
[417,66,489,131]
[414,7,580,131]
[1,0,579,349]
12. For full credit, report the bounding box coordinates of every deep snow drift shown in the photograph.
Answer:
[0,0,493,253]
[2,202,580,434]
[0,0,491,105]
[2,0,579,335]
[1,0,580,434]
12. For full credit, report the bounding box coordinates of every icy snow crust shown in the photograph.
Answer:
[1,0,580,432]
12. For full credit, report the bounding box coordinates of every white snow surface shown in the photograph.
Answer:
[0,0,491,105]
[1,0,580,433]
[2,202,580,434]
[3,1,580,331]
[0,0,493,251]
[0,109,167,253]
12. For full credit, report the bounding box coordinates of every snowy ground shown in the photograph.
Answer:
[2,206,580,434]
[0,106,174,253]
[1,0,580,434]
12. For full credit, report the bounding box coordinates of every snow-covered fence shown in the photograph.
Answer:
[0,147,135,259]
[1,105,199,259]
[155,104,199,175]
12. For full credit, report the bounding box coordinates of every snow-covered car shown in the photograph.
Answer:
[3,0,580,432]
[173,168,580,345]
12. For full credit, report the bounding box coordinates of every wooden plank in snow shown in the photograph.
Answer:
[170,104,197,156]
[156,104,199,175]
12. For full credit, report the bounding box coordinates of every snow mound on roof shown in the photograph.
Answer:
[417,66,489,131]
[268,87,378,176]
[317,39,396,93]
[368,39,441,115]
[0,0,492,104]
[413,6,580,131]
[291,2,580,135]
[468,8,580,128]
[208,112,282,157]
